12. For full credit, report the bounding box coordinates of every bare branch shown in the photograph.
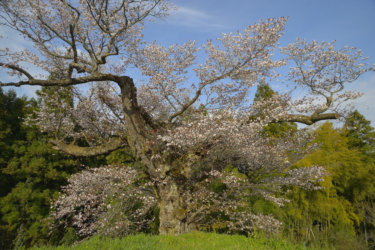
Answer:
[280,113,340,125]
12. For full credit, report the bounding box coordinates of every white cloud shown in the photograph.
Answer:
[167,5,229,30]
[177,6,210,19]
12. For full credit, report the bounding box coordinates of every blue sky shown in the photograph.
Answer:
[1,0,375,124]
[142,0,375,124]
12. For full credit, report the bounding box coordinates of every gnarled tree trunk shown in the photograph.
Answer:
[117,76,196,234]
[158,174,196,234]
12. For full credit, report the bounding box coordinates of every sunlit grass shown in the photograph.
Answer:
[34,231,308,250]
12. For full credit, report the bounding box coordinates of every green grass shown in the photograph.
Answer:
[33,231,308,250]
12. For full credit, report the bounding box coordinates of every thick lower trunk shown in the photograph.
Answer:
[158,175,196,234]
[117,77,196,234]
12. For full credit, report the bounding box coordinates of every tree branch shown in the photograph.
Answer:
[0,62,34,79]
[280,112,340,125]
[168,86,205,123]
[50,137,128,157]
[0,73,119,87]
[168,49,262,123]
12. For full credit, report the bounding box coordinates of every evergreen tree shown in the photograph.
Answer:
[0,87,137,248]
[344,110,375,157]
[0,89,29,248]
[0,89,79,248]
[0,89,28,196]
[343,111,375,247]
[253,83,297,137]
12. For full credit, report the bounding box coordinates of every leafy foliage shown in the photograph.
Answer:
[282,122,374,249]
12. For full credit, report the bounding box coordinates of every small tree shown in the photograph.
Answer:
[0,0,373,234]
[50,165,157,239]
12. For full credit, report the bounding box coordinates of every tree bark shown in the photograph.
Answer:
[158,174,196,234]
[116,76,159,175]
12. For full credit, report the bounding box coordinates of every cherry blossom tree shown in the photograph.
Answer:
[0,0,373,234]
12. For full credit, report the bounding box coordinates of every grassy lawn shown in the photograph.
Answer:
[34,231,308,250]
